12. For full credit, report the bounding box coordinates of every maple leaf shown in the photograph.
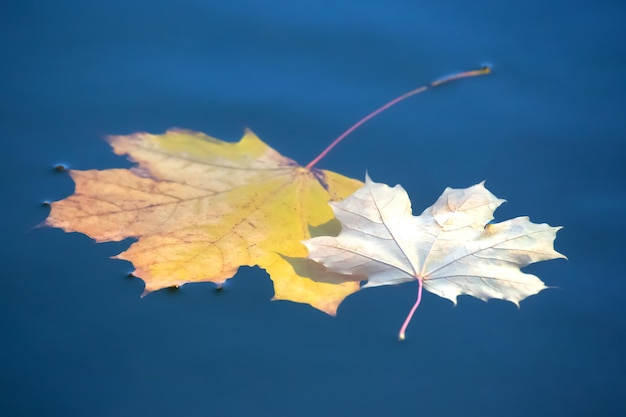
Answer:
[303,175,566,339]
[45,129,363,314]
[43,66,492,319]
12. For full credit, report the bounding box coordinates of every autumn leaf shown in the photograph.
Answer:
[45,129,363,314]
[303,175,566,339]
[43,66,492,319]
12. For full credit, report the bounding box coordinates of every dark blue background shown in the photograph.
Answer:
[2,1,625,416]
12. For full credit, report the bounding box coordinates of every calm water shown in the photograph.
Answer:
[2,1,625,416]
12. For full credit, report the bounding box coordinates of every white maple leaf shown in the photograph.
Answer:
[303,175,566,340]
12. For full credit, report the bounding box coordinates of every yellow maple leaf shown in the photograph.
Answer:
[45,129,363,314]
[44,67,491,317]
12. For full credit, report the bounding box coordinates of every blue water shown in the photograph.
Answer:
[2,1,625,416]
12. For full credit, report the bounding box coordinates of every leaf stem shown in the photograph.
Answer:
[305,65,491,169]
[398,278,423,341]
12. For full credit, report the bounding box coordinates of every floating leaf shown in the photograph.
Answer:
[304,175,566,339]
[45,129,363,314]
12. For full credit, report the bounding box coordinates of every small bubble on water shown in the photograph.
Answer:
[53,163,69,172]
